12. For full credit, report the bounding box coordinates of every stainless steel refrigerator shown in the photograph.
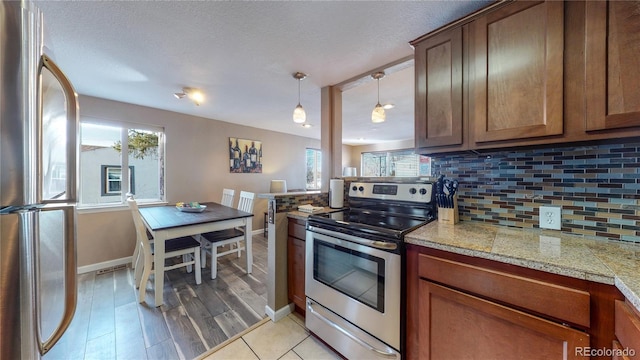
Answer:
[1,1,79,359]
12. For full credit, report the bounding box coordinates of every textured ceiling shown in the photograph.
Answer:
[34,0,491,145]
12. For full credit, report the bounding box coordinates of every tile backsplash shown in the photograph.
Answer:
[432,142,640,244]
[274,192,328,212]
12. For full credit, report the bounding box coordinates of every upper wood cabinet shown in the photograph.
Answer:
[413,0,640,155]
[470,1,564,143]
[585,0,640,131]
[414,26,464,150]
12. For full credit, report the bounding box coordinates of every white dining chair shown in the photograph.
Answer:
[129,194,148,280]
[200,188,236,268]
[200,191,255,279]
[221,188,235,207]
[127,199,202,304]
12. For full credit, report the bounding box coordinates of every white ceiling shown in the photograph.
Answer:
[34,0,490,145]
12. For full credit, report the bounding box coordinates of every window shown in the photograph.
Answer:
[306,148,322,190]
[80,120,164,207]
[101,165,135,196]
[361,150,431,177]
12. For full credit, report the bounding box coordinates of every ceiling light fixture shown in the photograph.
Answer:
[292,72,307,124]
[174,87,204,106]
[371,71,386,123]
[383,103,395,110]
[301,123,312,128]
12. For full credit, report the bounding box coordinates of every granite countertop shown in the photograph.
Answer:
[258,191,321,199]
[406,221,640,313]
[287,207,344,220]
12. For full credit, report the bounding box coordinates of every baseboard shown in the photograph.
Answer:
[265,303,294,322]
[77,256,132,274]
[252,229,265,236]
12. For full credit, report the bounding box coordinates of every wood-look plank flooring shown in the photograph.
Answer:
[44,234,268,360]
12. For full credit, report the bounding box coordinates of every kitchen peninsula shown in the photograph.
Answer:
[258,190,329,321]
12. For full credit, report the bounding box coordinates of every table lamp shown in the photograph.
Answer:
[270,180,287,193]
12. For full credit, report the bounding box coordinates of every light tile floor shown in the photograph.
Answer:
[199,313,341,360]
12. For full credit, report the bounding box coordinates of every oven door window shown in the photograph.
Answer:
[313,239,385,312]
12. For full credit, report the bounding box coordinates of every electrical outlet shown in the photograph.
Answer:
[539,206,561,230]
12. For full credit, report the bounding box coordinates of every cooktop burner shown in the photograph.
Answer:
[314,209,431,233]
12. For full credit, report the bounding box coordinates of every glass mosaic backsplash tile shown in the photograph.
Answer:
[431,142,640,243]
[274,193,329,213]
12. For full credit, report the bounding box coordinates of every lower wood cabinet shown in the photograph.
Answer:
[406,245,623,360]
[614,300,640,360]
[419,280,589,359]
[287,218,306,315]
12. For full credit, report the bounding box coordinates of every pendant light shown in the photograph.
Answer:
[292,72,307,123]
[371,71,386,123]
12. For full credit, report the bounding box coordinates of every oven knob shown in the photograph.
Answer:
[358,186,364,192]
[409,188,417,194]
[419,188,427,195]
[352,186,358,191]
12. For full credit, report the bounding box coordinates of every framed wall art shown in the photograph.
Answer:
[229,137,262,173]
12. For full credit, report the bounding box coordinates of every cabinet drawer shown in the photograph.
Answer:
[418,254,590,328]
[288,219,306,240]
[615,300,640,358]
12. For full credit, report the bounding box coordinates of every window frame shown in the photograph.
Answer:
[100,165,135,196]
[361,149,431,177]
[79,117,165,209]
[306,148,322,191]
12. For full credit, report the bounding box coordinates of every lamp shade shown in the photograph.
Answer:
[293,104,306,123]
[270,180,287,193]
[342,167,357,177]
[371,103,386,123]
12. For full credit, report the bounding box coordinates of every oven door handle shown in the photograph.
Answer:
[307,226,397,251]
[307,300,398,359]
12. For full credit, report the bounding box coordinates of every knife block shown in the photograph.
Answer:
[438,196,459,225]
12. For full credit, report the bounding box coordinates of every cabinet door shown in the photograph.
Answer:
[415,26,464,149]
[471,1,564,143]
[419,280,589,360]
[287,236,306,311]
[612,341,632,360]
[585,0,640,131]
[614,300,640,359]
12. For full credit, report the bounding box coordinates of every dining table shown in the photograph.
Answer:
[138,202,254,307]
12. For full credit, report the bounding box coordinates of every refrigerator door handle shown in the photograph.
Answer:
[35,204,77,355]
[37,55,79,204]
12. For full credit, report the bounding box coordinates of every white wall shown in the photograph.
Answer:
[77,95,320,267]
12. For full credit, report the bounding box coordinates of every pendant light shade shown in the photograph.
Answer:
[371,71,386,123]
[371,103,385,123]
[293,104,306,124]
[292,72,307,123]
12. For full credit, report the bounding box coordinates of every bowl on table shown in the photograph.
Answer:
[176,202,207,213]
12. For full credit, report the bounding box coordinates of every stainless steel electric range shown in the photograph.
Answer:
[305,181,435,360]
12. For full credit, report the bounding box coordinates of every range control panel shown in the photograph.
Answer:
[348,182,433,203]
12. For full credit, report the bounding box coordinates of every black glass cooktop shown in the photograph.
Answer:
[308,208,433,240]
